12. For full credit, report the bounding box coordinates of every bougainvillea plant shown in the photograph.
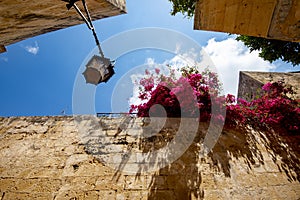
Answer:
[226,80,300,131]
[129,66,225,122]
[129,66,300,132]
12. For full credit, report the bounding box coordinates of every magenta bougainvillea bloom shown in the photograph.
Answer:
[262,82,272,91]
[130,66,300,132]
[226,80,299,131]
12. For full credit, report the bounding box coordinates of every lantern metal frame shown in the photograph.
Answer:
[62,0,115,85]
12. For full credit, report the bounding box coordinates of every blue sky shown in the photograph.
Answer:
[0,0,299,117]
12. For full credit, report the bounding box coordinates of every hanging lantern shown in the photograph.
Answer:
[82,55,115,85]
[63,0,115,85]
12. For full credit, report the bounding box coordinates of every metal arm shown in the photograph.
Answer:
[81,0,105,57]
[67,0,105,58]
[72,3,92,29]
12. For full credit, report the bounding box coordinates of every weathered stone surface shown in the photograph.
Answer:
[238,71,300,101]
[0,116,299,199]
[194,0,300,42]
[0,0,126,50]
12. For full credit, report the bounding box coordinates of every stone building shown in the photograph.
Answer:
[237,71,300,101]
[194,0,300,42]
[0,0,126,53]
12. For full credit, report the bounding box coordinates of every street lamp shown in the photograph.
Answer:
[83,55,114,84]
[62,0,115,85]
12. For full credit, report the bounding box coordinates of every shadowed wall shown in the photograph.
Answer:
[0,116,299,199]
[0,0,126,52]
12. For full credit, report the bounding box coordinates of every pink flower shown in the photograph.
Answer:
[155,68,160,74]
[138,93,147,100]
[130,65,300,133]
[262,82,272,91]
[144,83,154,91]
[226,94,235,104]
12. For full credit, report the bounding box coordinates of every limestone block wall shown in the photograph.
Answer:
[237,72,264,101]
[238,71,300,101]
[194,0,300,42]
[0,116,299,199]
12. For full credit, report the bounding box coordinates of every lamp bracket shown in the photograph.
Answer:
[62,0,105,58]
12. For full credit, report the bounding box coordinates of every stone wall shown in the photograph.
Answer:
[194,0,300,42]
[0,0,126,52]
[238,71,300,101]
[0,116,299,199]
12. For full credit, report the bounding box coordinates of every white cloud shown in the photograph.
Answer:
[129,38,277,109]
[166,54,189,69]
[129,56,194,107]
[129,73,146,107]
[145,57,155,66]
[0,57,8,62]
[25,41,39,55]
[129,58,164,107]
[203,37,276,96]
[175,43,181,54]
